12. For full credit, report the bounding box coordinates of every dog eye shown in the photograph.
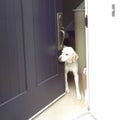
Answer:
[65,54,69,56]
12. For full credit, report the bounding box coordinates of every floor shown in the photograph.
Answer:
[33,77,95,120]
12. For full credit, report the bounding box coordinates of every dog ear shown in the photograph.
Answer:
[72,52,79,62]
[63,45,68,48]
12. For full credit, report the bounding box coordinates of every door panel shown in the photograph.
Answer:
[0,0,64,120]
[32,0,57,84]
[31,0,65,111]
[0,0,26,106]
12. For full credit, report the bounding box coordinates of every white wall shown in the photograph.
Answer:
[87,0,120,119]
[74,10,86,74]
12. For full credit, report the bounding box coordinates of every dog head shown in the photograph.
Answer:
[58,46,79,63]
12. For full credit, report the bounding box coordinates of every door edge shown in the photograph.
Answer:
[29,92,66,120]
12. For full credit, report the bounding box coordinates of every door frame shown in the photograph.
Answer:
[84,0,90,111]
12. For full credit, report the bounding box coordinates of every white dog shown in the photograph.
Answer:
[58,46,81,100]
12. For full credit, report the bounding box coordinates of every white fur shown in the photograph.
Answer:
[58,46,81,100]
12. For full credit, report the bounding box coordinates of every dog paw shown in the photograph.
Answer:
[77,94,81,100]
[66,88,70,93]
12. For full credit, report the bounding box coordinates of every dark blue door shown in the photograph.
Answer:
[0,0,64,120]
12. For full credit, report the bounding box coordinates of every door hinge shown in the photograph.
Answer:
[85,15,88,28]
[112,4,115,17]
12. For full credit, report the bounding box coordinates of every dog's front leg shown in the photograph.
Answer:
[74,73,81,100]
[65,72,69,93]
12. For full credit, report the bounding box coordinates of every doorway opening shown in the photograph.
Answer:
[63,0,88,108]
